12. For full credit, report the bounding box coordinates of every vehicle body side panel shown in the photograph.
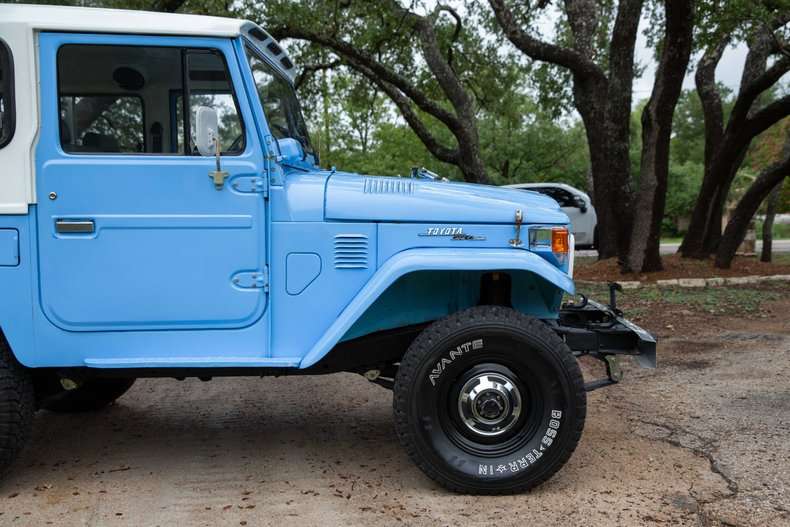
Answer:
[562,205,596,246]
[299,247,574,368]
[1,209,277,369]
[0,213,36,358]
[0,229,20,266]
[269,221,376,360]
[268,171,327,222]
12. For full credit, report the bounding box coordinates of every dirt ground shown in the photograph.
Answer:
[574,253,790,283]
[1,289,789,526]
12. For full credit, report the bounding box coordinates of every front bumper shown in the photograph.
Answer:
[549,293,657,391]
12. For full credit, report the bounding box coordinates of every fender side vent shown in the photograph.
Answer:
[363,177,414,195]
[334,234,369,269]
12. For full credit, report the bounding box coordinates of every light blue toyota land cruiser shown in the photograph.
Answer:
[0,5,655,494]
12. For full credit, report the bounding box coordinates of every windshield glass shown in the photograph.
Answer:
[245,45,315,161]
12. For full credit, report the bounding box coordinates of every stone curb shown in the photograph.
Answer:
[576,274,790,290]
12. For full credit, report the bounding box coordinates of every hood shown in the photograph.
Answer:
[324,173,568,224]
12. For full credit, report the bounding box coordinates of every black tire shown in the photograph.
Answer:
[393,306,586,494]
[0,337,35,478]
[42,378,136,413]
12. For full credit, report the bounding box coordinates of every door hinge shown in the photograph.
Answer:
[231,176,268,198]
[261,265,269,292]
[232,267,269,291]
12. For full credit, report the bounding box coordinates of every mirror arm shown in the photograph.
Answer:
[209,136,229,190]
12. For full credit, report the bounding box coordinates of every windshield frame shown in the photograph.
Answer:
[242,41,316,163]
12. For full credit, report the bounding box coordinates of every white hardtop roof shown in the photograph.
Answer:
[0,4,252,38]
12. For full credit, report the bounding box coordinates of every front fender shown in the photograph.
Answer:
[299,248,574,368]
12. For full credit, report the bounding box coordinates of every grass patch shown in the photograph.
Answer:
[573,283,780,316]
[770,253,790,265]
[755,221,790,240]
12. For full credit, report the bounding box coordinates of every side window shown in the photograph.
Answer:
[538,187,574,207]
[173,51,245,155]
[555,190,576,207]
[0,38,14,149]
[245,46,314,158]
[60,95,144,153]
[56,44,244,156]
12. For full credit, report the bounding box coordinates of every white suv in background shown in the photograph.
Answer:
[507,183,598,248]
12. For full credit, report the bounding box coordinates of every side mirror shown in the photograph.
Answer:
[195,106,219,157]
[195,106,229,190]
[277,137,304,162]
[573,195,588,213]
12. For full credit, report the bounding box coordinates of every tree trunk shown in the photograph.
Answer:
[458,144,489,184]
[487,0,642,262]
[573,70,635,261]
[577,103,620,260]
[681,139,747,258]
[626,0,695,272]
[761,183,782,262]
[714,136,790,268]
[681,25,790,259]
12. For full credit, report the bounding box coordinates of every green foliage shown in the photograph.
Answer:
[318,120,456,178]
[663,161,704,235]
[479,97,590,189]
[694,0,789,49]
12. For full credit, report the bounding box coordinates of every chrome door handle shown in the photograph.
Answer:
[55,219,95,234]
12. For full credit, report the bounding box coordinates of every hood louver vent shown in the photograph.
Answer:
[363,177,414,195]
[334,234,369,269]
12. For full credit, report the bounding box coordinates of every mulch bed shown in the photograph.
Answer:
[575,253,790,283]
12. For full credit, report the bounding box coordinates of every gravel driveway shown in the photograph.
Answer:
[1,301,788,526]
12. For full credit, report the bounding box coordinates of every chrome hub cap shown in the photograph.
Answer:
[457,372,523,438]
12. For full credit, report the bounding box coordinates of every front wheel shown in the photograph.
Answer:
[393,306,586,494]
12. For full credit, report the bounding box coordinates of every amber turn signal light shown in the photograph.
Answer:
[552,228,570,254]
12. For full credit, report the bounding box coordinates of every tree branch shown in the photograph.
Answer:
[715,131,790,268]
[344,57,460,165]
[383,1,474,119]
[149,0,185,12]
[434,5,463,70]
[729,55,790,126]
[269,26,462,130]
[412,14,475,119]
[294,60,341,90]
[743,93,790,139]
[607,0,645,130]
[487,0,606,83]
[695,39,728,168]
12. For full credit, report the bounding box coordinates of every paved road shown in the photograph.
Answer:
[577,238,790,258]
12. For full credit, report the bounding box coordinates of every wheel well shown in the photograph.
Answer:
[479,271,512,307]
[339,270,563,343]
[0,327,13,356]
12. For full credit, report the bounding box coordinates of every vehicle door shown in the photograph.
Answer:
[36,33,268,332]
